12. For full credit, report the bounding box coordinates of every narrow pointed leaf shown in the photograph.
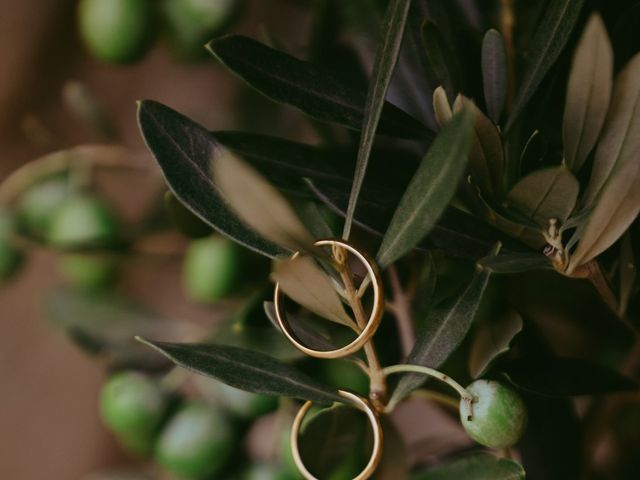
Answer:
[136,339,342,404]
[411,453,525,480]
[432,86,452,127]
[482,29,508,124]
[137,100,284,258]
[478,252,552,273]
[563,14,613,172]
[214,151,314,252]
[272,256,357,330]
[343,0,412,239]
[376,109,474,268]
[570,53,640,269]
[390,248,496,406]
[469,309,523,378]
[207,35,432,140]
[505,0,584,132]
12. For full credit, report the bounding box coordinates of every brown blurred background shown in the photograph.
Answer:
[0,1,314,478]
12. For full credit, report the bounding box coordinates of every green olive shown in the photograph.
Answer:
[216,382,278,420]
[100,371,170,456]
[58,254,118,291]
[78,0,154,63]
[460,379,527,449]
[160,0,241,59]
[18,176,69,237]
[0,209,24,281]
[182,236,239,303]
[47,193,120,248]
[155,402,234,479]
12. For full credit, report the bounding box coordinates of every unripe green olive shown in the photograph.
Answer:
[182,236,239,303]
[100,371,170,456]
[78,0,154,64]
[155,402,234,479]
[460,379,527,449]
[58,254,118,291]
[160,0,241,59]
[47,193,120,248]
[0,210,24,281]
[216,382,278,420]
[18,176,69,237]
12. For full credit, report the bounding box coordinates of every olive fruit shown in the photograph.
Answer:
[182,236,239,303]
[160,0,241,59]
[58,254,118,291]
[100,371,170,456]
[0,210,24,281]
[18,176,69,237]
[460,379,527,449]
[78,0,154,63]
[216,382,278,420]
[155,402,234,479]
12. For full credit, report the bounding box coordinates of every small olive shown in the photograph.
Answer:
[155,402,234,478]
[58,254,118,291]
[18,176,69,237]
[460,379,527,449]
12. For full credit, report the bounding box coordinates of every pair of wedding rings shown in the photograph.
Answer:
[273,239,385,480]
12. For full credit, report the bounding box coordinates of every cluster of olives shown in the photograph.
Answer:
[77,0,243,64]
[99,371,304,479]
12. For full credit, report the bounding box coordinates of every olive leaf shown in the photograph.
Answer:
[206,35,432,141]
[505,165,579,228]
[469,309,523,378]
[482,29,508,124]
[376,109,474,269]
[271,256,357,331]
[454,96,505,197]
[505,0,584,132]
[389,245,497,407]
[213,150,314,253]
[411,453,525,480]
[478,252,552,274]
[136,338,343,404]
[343,0,412,239]
[569,53,640,271]
[432,86,452,127]
[563,13,613,173]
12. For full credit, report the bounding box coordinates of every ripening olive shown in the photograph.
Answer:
[182,236,239,303]
[100,371,170,456]
[78,0,154,63]
[155,402,234,479]
[460,379,527,449]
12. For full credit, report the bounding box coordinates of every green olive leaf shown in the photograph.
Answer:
[376,108,474,269]
[206,35,432,141]
[505,165,579,229]
[271,256,357,330]
[568,53,640,271]
[343,0,412,239]
[482,29,508,124]
[563,13,613,172]
[505,0,584,132]
[389,245,497,408]
[477,252,552,274]
[213,150,315,253]
[411,453,525,480]
[469,309,523,378]
[454,96,505,197]
[136,338,343,404]
[432,85,452,127]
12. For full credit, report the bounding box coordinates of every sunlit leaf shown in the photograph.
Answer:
[272,256,357,330]
[376,109,474,269]
[482,29,508,124]
[432,86,452,127]
[505,0,584,131]
[411,453,525,480]
[343,0,412,239]
[469,309,523,378]
[207,35,432,140]
[136,339,342,404]
[214,151,314,253]
[563,14,613,172]
[569,53,640,270]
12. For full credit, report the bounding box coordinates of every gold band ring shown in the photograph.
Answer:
[273,239,384,359]
[291,390,383,480]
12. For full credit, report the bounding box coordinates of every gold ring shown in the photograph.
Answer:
[290,390,383,480]
[273,239,384,359]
